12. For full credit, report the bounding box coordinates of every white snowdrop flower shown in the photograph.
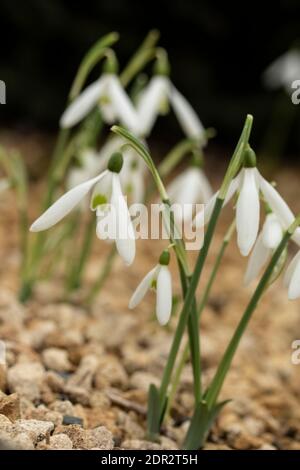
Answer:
[129,250,172,326]
[244,213,284,285]
[284,250,300,300]
[60,58,140,132]
[136,52,205,141]
[194,155,298,257]
[30,152,136,266]
[167,167,212,223]
[263,49,300,91]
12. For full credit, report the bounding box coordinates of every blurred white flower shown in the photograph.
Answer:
[66,149,101,190]
[137,75,205,141]
[60,74,140,132]
[195,167,299,257]
[30,153,135,266]
[129,251,172,325]
[244,213,284,285]
[167,167,212,223]
[284,250,300,300]
[263,49,300,91]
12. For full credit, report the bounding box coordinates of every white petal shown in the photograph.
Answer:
[169,85,205,141]
[236,168,260,256]
[60,78,104,128]
[111,173,136,265]
[137,76,169,136]
[244,232,272,285]
[288,254,300,300]
[90,171,112,210]
[108,75,140,133]
[258,172,294,229]
[30,171,108,231]
[262,213,283,249]
[156,266,172,325]
[100,101,116,124]
[128,266,159,309]
[284,250,300,288]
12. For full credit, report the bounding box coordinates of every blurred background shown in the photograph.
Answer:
[1,0,300,157]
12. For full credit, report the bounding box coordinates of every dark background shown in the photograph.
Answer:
[1,0,300,154]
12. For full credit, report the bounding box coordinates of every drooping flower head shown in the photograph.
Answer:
[195,146,300,257]
[60,51,141,134]
[136,49,206,143]
[30,152,136,266]
[129,249,172,325]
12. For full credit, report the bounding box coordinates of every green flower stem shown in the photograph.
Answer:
[197,220,236,317]
[157,197,224,410]
[120,30,160,87]
[67,214,96,291]
[69,32,119,100]
[205,216,300,411]
[166,220,235,416]
[178,262,201,404]
[157,115,252,417]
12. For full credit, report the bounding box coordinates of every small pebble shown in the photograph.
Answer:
[62,415,83,426]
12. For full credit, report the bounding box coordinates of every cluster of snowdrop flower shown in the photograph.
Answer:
[20,31,300,450]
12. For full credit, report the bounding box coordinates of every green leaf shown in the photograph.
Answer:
[146,384,161,440]
[182,400,230,450]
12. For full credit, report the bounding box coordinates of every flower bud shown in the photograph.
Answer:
[108,152,123,173]
[159,250,170,266]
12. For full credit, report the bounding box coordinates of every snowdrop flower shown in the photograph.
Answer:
[244,213,284,285]
[195,149,299,257]
[60,53,140,133]
[129,250,172,325]
[263,48,300,91]
[167,166,212,223]
[136,50,205,142]
[30,152,135,266]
